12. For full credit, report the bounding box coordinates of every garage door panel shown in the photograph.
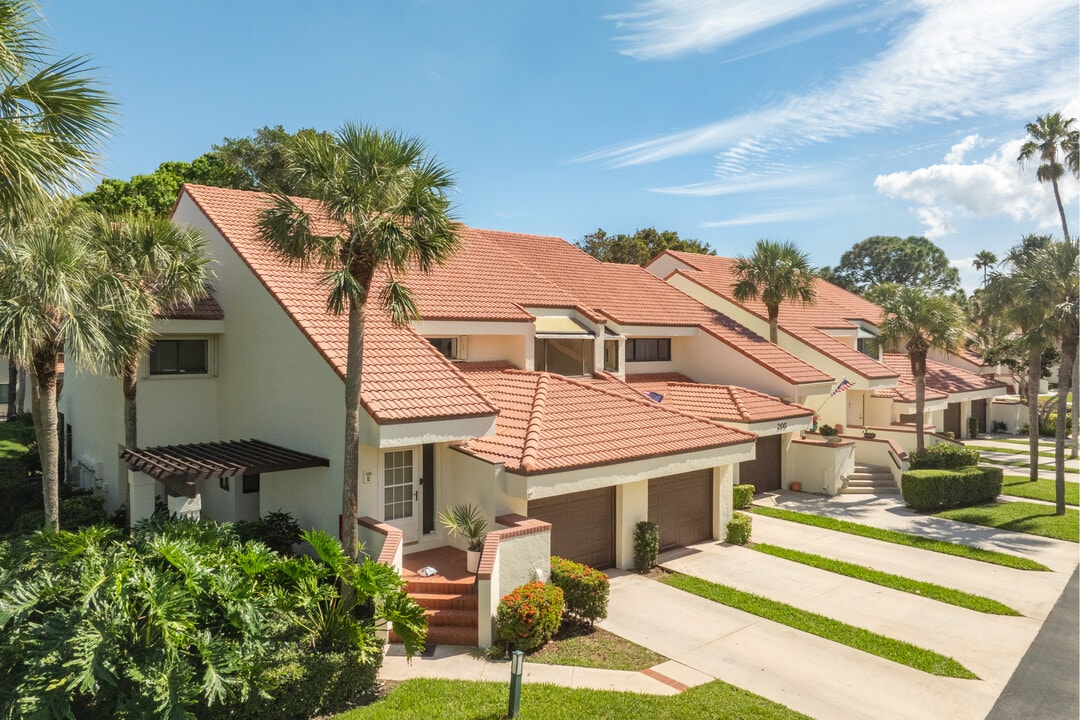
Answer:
[530,487,615,569]
[740,435,781,493]
[648,470,713,550]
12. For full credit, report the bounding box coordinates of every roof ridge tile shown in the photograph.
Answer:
[520,374,549,472]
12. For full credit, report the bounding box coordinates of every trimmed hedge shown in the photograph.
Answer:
[908,443,980,470]
[550,556,609,624]
[633,520,659,572]
[902,467,1003,511]
[495,581,564,652]
[733,484,755,510]
[727,512,752,545]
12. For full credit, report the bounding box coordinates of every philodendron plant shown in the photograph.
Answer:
[438,503,488,552]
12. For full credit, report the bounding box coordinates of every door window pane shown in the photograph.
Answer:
[383,450,414,521]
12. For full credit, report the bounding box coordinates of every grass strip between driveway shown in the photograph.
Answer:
[965,445,1058,459]
[980,457,1060,472]
[934,502,1079,543]
[336,677,813,719]
[750,543,1020,616]
[751,506,1049,571]
[1001,475,1079,506]
[661,572,977,679]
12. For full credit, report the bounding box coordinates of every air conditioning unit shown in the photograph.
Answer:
[73,455,104,491]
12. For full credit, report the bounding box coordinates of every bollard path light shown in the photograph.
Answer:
[508,649,524,717]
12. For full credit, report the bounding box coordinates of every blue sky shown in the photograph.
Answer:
[44,1,1079,290]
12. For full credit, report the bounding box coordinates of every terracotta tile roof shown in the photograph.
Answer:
[622,373,814,423]
[878,354,1007,400]
[158,294,224,321]
[456,365,755,473]
[657,251,898,382]
[179,184,496,424]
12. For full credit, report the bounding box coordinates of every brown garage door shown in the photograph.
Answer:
[529,487,615,569]
[740,435,782,493]
[944,403,961,437]
[972,399,987,436]
[648,470,713,550]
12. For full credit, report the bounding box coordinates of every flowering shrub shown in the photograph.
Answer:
[549,556,609,624]
[495,581,564,652]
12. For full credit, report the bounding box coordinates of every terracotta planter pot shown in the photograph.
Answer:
[790,481,802,492]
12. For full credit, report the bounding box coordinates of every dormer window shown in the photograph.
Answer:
[428,337,461,360]
[626,338,671,362]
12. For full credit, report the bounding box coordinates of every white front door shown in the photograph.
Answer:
[382,448,419,543]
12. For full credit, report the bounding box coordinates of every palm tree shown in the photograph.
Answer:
[875,285,964,453]
[257,122,460,564]
[0,0,114,218]
[732,239,817,343]
[983,235,1055,483]
[0,206,129,530]
[972,250,997,286]
[1018,112,1079,242]
[87,212,210,453]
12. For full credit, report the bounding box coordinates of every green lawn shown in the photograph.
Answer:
[980,457,1061,472]
[988,437,1059,448]
[750,506,1049,571]
[934,502,1079,543]
[966,444,1058,459]
[1000,475,1079,506]
[525,623,667,671]
[750,543,1020,615]
[0,421,30,461]
[336,677,812,720]
[661,573,976,679]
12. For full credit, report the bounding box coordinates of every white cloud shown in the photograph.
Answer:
[702,207,824,227]
[874,136,1080,238]
[583,0,1078,168]
[944,135,983,165]
[652,169,828,196]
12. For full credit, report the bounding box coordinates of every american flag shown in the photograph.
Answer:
[828,378,854,398]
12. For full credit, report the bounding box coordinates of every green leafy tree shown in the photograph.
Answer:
[873,285,964,452]
[972,250,997,286]
[213,124,332,194]
[731,239,817,344]
[825,236,961,295]
[0,206,128,531]
[576,227,714,266]
[80,154,242,217]
[257,122,460,568]
[87,212,211,453]
[0,0,114,217]
[1018,112,1079,241]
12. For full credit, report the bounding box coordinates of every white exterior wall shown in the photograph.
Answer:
[787,441,855,495]
[677,332,798,399]
[615,479,649,569]
[59,368,125,512]
[463,335,526,367]
[990,399,1026,434]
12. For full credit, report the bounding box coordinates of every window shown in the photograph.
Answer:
[242,474,260,494]
[0,384,7,404]
[427,337,460,360]
[625,338,671,362]
[857,336,878,359]
[383,450,414,521]
[219,477,230,491]
[149,339,208,375]
[535,338,594,376]
[603,340,619,372]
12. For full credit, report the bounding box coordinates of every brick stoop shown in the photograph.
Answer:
[393,547,479,647]
[841,463,900,494]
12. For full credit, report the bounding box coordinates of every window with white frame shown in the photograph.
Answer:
[427,337,462,360]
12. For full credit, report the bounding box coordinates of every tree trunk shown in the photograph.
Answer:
[768,305,779,344]
[341,299,365,567]
[1027,344,1042,483]
[1071,359,1078,460]
[16,366,26,414]
[1055,330,1077,515]
[122,357,139,449]
[31,355,61,532]
[6,358,15,420]
[1051,176,1071,242]
[914,369,926,453]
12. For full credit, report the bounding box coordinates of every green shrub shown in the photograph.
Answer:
[727,512,752,545]
[908,443,980,469]
[1040,412,1072,437]
[733,483,755,509]
[58,491,107,530]
[495,581,564,652]
[901,467,1003,511]
[633,520,659,572]
[968,416,979,440]
[549,556,609,624]
[991,420,1008,433]
[236,510,302,555]
[818,424,838,437]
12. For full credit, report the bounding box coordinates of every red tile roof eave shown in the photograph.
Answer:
[696,324,832,387]
[180,186,348,385]
[796,329,899,382]
[450,437,758,477]
[369,409,497,426]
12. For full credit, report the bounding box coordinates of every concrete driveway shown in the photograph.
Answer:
[599,495,1078,720]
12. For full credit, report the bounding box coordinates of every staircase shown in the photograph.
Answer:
[396,547,479,647]
[841,463,900,494]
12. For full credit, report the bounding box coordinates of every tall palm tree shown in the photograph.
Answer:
[875,285,964,452]
[983,235,1055,483]
[732,239,817,344]
[87,212,210,453]
[0,206,131,530]
[1018,112,1079,242]
[257,122,460,564]
[0,0,114,218]
[972,250,997,286]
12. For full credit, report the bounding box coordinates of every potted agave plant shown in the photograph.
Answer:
[439,503,489,573]
[818,423,840,446]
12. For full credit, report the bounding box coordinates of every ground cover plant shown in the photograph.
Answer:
[750,543,1020,615]
[933,502,1079,543]
[335,677,813,720]
[527,623,666,671]
[750,506,1049,571]
[1000,475,1079,506]
[661,573,977,679]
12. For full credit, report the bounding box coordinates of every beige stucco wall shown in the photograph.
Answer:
[58,367,125,512]
[787,440,854,494]
[677,332,798,399]
[462,335,526,367]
